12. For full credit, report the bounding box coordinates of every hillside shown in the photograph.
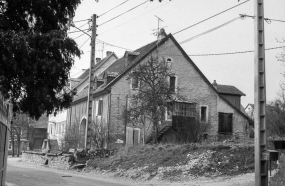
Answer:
[86,142,256,182]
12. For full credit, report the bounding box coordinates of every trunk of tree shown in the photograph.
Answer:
[10,129,15,157]
[17,136,21,157]
[152,110,159,144]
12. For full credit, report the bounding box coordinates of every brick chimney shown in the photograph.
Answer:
[157,28,167,42]
[106,51,112,57]
[212,80,218,90]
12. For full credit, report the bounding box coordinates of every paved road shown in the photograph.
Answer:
[6,158,131,186]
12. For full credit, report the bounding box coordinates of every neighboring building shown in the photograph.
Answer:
[8,115,48,153]
[66,29,250,148]
[245,103,254,119]
[47,51,118,148]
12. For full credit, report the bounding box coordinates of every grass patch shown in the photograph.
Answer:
[269,153,285,186]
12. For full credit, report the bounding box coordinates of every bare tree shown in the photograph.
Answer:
[60,121,81,152]
[267,87,285,138]
[11,113,30,157]
[126,55,184,144]
[90,120,108,149]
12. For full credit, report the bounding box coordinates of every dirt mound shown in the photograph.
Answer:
[86,143,255,181]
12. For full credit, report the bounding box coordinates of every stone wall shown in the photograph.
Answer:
[22,151,73,170]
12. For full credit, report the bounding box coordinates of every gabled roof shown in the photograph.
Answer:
[245,103,254,110]
[217,84,245,96]
[71,34,249,121]
[71,52,118,90]
[98,40,157,79]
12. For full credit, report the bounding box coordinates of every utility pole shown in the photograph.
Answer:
[85,14,97,149]
[254,0,268,185]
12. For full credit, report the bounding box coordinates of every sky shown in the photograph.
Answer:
[68,0,285,107]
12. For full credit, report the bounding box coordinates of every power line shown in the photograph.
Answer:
[70,25,91,37]
[98,0,149,27]
[97,39,132,50]
[98,1,170,35]
[68,29,90,34]
[80,38,90,49]
[239,14,285,23]
[173,0,250,35]
[180,17,241,45]
[73,33,85,40]
[68,22,90,34]
[99,0,130,17]
[73,18,91,23]
[172,46,285,57]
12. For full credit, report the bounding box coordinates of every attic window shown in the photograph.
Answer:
[166,57,173,68]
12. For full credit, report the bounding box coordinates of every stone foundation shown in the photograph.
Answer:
[22,151,73,170]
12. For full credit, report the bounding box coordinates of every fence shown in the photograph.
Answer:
[0,95,11,186]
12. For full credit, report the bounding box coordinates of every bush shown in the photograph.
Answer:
[269,154,285,186]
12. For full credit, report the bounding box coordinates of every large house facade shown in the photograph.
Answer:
[49,30,250,149]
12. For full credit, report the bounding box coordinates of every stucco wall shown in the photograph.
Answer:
[217,96,249,136]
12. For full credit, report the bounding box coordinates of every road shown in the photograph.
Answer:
[5,158,132,186]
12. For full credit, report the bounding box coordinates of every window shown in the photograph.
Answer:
[218,112,233,134]
[166,102,196,120]
[200,106,208,122]
[97,100,103,116]
[131,72,139,89]
[166,57,173,68]
[170,76,176,92]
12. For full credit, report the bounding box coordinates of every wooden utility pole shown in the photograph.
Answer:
[254,0,268,185]
[85,14,97,149]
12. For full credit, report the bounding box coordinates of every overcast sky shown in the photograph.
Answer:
[68,0,285,107]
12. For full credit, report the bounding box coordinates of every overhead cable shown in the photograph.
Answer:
[70,25,91,37]
[68,29,90,34]
[99,0,149,27]
[73,19,91,23]
[239,14,285,23]
[180,17,241,45]
[97,39,132,50]
[173,0,250,35]
[99,1,170,35]
[99,0,130,17]
[68,22,90,34]
[186,46,285,57]
[80,38,91,49]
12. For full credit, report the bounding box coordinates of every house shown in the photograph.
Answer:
[245,103,254,119]
[66,29,250,148]
[47,51,118,148]
[8,115,48,154]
